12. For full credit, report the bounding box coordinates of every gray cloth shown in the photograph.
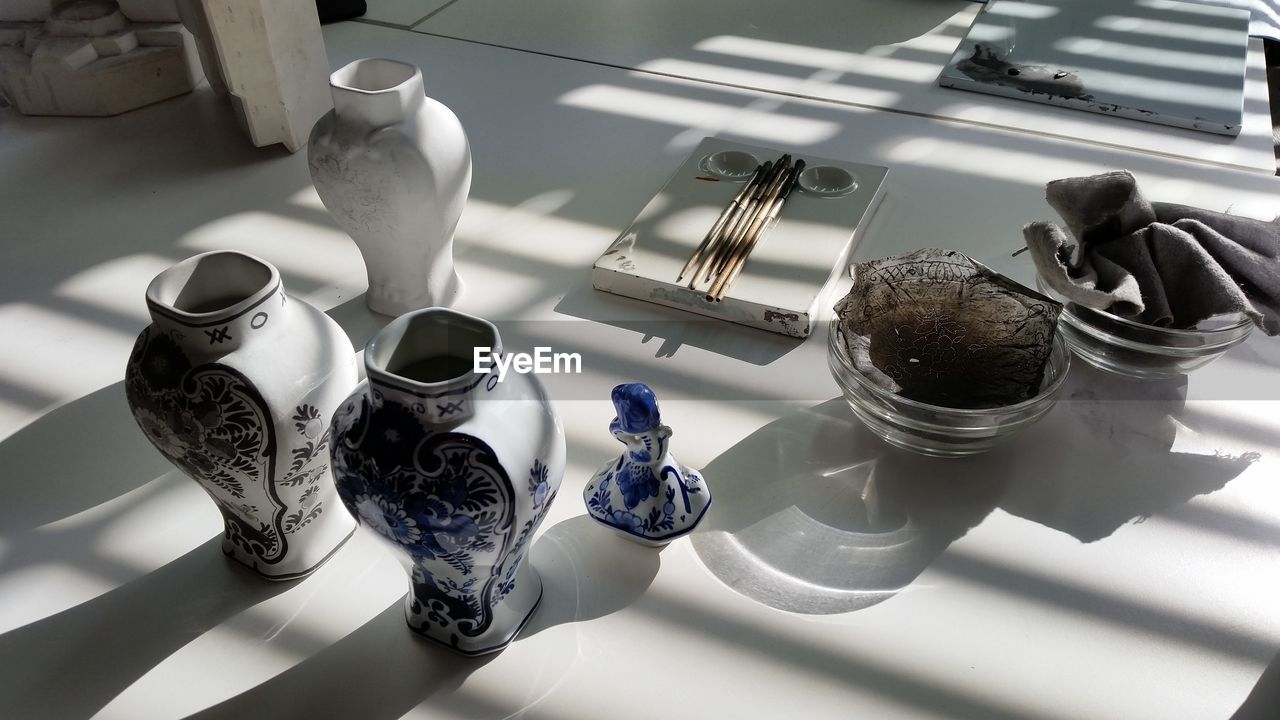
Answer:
[1022,170,1280,336]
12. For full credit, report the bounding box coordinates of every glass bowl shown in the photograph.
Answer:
[826,324,1070,457]
[1034,277,1253,380]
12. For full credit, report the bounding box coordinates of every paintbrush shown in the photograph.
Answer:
[709,159,805,301]
[695,155,790,287]
[691,157,785,288]
[710,155,792,279]
[677,162,767,283]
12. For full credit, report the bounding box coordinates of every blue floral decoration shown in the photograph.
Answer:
[616,459,659,509]
[331,395,517,643]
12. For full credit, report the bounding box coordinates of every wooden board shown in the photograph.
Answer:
[592,137,887,338]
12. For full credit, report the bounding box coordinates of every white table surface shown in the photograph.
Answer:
[1174,0,1280,43]
[1,16,1279,720]
[939,0,1253,136]
[405,0,1279,173]
[361,0,453,29]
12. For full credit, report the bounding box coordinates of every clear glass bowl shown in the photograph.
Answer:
[827,324,1070,457]
[1035,277,1253,380]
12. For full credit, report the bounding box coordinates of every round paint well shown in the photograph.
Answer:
[798,165,858,197]
[700,150,760,180]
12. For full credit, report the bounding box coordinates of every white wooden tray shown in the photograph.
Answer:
[592,137,887,338]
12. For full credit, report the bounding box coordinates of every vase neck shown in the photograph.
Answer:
[145,251,286,355]
[365,308,503,425]
[611,424,672,471]
[329,58,425,128]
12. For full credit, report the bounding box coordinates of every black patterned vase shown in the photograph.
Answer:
[125,251,359,580]
[330,308,565,655]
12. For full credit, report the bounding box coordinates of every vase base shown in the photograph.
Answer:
[221,523,356,581]
[365,272,464,317]
[405,564,544,655]
[590,516,689,547]
[586,491,714,548]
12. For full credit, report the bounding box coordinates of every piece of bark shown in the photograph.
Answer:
[834,248,1062,409]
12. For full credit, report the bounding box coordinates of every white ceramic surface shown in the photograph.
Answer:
[2,17,1280,720]
[125,251,359,579]
[310,57,471,316]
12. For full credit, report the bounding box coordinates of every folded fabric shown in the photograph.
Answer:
[1022,170,1280,336]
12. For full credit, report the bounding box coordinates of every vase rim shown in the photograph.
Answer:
[365,307,502,399]
[145,250,281,328]
[329,58,422,96]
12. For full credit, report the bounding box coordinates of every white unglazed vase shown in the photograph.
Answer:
[125,251,359,580]
[308,58,471,316]
[329,308,565,654]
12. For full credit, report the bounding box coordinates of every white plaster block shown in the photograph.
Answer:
[91,30,139,56]
[0,46,28,83]
[46,2,129,37]
[134,26,182,46]
[199,0,333,152]
[173,0,224,93]
[22,28,44,54]
[117,0,179,22]
[0,27,29,46]
[32,37,99,69]
[0,1,68,23]
[0,13,203,115]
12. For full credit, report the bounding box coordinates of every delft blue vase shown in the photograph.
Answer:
[584,383,711,546]
[329,308,564,654]
[125,251,358,580]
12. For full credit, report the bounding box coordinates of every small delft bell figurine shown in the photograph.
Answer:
[584,383,711,546]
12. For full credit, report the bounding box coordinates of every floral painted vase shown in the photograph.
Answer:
[329,308,565,654]
[125,251,359,580]
[584,383,711,546]
[308,57,471,316]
